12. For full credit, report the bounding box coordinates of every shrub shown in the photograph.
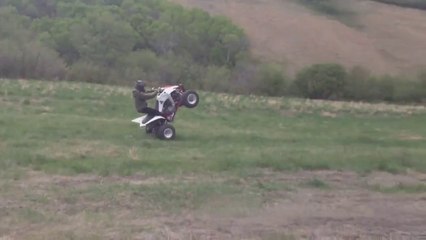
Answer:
[344,66,426,103]
[200,66,232,92]
[344,67,397,102]
[372,75,397,102]
[254,63,288,96]
[229,59,260,94]
[295,63,347,99]
[300,0,344,16]
[418,71,426,88]
[297,0,358,27]
[371,0,426,10]
[0,39,66,80]
[410,72,426,103]
[66,61,112,84]
[343,66,372,101]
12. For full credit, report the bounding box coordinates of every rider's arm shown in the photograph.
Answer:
[138,90,157,100]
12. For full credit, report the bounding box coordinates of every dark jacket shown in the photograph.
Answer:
[133,89,157,113]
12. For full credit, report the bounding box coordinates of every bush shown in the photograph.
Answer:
[418,71,426,88]
[0,39,66,80]
[295,63,347,99]
[297,0,358,27]
[393,79,425,103]
[0,6,66,80]
[300,0,344,16]
[254,63,288,96]
[228,59,260,94]
[200,66,232,92]
[343,66,372,101]
[344,67,397,102]
[67,61,112,84]
[396,72,426,103]
[118,50,160,85]
[371,0,426,10]
[344,66,426,103]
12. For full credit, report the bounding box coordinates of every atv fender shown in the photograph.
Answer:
[132,115,166,127]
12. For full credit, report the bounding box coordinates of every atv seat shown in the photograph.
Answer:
[142,114,155,124]
[141,107,164,124]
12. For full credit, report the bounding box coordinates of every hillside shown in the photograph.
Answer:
[171,0,426,76]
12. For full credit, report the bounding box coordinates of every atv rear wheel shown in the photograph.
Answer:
[145,124,153,134]
[182,90,199,108]
[156,124,176,140]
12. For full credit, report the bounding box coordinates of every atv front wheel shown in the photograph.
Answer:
[156,124,176,140]
[182,90,199,108]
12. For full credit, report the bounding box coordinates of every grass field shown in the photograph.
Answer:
[1,79,426,239]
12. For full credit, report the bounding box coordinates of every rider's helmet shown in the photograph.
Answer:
[135,80,145,92]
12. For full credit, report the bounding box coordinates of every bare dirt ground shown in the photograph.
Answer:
[1,170,426,239]
[170,0,426,76]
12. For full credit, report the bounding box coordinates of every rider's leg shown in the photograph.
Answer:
[141,107,162,116]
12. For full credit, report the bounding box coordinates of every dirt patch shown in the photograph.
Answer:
[22,170,101,187]
[2,170,426,239]
[150,171,426,239]
[320,111,338,118]
[398,134,425,141]
[209,190,426,239]
[37,140,122,160]
[366,171,426,188]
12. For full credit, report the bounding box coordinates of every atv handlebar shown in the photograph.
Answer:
[151,84,186,94]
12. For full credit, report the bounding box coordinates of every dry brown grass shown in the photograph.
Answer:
[205,92,426,116]
[398,134,425,141]
[171,0,426,76]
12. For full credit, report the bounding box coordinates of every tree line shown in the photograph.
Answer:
[371,0,426,10]
[0,0,248,85]
[0,0,424,103]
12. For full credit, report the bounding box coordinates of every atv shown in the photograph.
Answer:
[132,84,199,140]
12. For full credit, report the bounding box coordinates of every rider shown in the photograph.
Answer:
[132,80,163,116]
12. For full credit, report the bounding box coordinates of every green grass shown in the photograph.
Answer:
[1,79,426,176]
[1,79,426,239]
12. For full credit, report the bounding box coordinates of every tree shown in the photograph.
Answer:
[0,6,66,79]
[0,0,249,88]
[70,10,138,67]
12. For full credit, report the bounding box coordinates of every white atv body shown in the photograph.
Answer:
[132,84,199,140]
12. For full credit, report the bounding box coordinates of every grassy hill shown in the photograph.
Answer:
[171,0,426,76]
[1,79,426,239]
